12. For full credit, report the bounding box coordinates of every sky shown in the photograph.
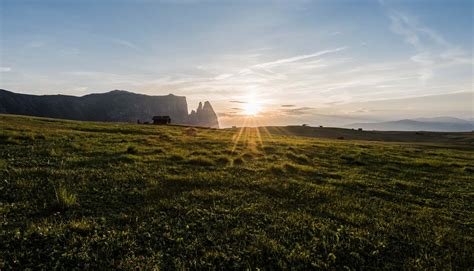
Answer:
[0,0,472,127]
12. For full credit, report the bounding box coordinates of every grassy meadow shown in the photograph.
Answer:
[0,114,473,269]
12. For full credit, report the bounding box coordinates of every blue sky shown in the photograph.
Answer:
[0,0,472,126]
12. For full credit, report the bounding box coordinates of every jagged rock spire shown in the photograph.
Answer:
[187,101,219,128]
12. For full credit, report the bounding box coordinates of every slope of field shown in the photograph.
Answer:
[253,125,474,144]
[0,115,473,269]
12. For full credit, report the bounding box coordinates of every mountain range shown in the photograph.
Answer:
[0,89,219,128]
[345,117,473,132]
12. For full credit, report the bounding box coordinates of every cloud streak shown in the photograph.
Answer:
[253,47,348,69]
[111,38,142,52]
[386,6,471,84]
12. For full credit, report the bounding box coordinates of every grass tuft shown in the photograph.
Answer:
[187,156,215,166]
[54,185,78,209]
[287,152,312,164]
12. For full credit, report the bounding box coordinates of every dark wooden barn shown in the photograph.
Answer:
[152,116,171,125]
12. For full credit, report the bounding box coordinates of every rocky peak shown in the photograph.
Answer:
[203,101,213,110]
[187,101,219,128]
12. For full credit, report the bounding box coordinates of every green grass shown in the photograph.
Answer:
[54,184,78,209]
[0,114,473,269]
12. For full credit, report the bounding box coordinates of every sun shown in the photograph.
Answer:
[242,102,261,116]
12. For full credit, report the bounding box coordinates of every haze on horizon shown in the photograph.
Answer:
[0,0,472,128]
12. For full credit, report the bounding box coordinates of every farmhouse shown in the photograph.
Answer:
[152,116,171,125]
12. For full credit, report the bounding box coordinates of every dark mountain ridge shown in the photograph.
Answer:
[0,89,219,128]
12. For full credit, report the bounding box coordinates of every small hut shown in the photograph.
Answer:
[152,116,171,125]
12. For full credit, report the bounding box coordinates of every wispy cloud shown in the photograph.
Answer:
[0,67,11,72]
[111,38,142,52]
[253,47,348,69]
[385,6,471,84]
[281,106,315,116]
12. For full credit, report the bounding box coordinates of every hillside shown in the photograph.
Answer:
[0,115,473,269]
[0,89,219,128]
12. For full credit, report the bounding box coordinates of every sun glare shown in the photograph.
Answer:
[242,102,261,116]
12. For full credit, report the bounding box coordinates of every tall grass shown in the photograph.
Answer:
[54,185,77,209]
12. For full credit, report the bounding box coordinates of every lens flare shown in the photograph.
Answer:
[242,102,261,116]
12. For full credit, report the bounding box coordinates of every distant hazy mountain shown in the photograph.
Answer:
[412,117,472,124]
[345,117,473,132]
[0,89,219,128]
